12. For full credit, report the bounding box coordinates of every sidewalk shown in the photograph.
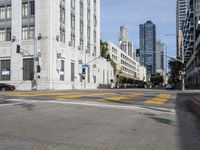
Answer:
[186,95,200,117]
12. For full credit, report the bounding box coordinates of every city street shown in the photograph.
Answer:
[0,89,200,150]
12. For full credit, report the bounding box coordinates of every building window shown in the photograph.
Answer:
[29,1,35,16]
[71,62,75,82]
[71,13,75,30]
[60,29,65,43]
[60,0,65,44]
[29,26,35,39]
[0,29,5,42]
[6,5,11,19]
[0,60,10,81]
[71,33,75,47]
[60,60,65,81]
[80,39,83,50]
[60,7,65,23]
[23,58,34,81]
[6,28,11,41]
[94,15,97,27]
[93,30,96,43]
[87,9,90,23]
[22,2,28,17]
[22,1,35,17]
[80,20,83,34]
[93,0,97,14]
[0,28,11,42]
[22,26,28,40]
[80,1,83,17]
[71,0,75,9]
[0,6,5,20]
[22,26,34,40]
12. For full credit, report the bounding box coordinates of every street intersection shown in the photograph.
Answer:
[0,89,200,150]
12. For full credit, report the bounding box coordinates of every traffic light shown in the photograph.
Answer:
[136,49,140,57]
[16,44,20,53]
[82,68,86,79]
[82,68,86,74]
[37,65,41,73]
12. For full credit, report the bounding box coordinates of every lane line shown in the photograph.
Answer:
[144,94,172,105]
[0,99,175,115]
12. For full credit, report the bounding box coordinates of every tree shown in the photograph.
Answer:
[150,76,164,87]
[168,60,182,87]
[100,40,117,74]
[100,40,108,58]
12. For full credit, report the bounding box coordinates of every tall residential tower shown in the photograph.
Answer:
[176,0,188,58]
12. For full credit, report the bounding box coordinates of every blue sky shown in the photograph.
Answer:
[100,0,176,57]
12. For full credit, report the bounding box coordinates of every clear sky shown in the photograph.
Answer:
[100,0,176,57]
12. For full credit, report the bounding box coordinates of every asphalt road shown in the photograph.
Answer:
[0,89,199,150]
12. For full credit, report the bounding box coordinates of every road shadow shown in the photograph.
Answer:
[176,93,200,150]
[16,103,35,111]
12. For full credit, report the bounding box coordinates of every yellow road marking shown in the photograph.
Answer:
[144,94,171,105]
[57,93,112,99]
[7,92,83,97]
[103,93,142,101]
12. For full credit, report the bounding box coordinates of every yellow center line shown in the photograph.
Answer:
[103,93,143,101]
[144,94,171,105]
[57,93,113,99]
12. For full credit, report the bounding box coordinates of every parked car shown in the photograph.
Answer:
[0,83,15,91]
[165,84,173,90]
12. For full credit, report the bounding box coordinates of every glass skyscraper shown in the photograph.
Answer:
[139,21,156,78]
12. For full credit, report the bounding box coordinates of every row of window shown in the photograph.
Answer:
[0,60,99,85]
[0,5,11,20]
[0,28,11,42]
[22,1,35,17]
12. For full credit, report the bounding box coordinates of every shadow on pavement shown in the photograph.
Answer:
[16,103,35,111]
[176,93,200,150]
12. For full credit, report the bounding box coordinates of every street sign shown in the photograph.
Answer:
[82,64,90,68]
[35,57,39,62]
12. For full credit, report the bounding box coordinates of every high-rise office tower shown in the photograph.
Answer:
[176,0,188,58]
[156,40,165,72]
[119,26,133,58]
[139,21,156,79]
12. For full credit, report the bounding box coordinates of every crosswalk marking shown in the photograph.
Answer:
[144,94,171,105]
[103,93,143,101]
[7,92,83,97]
[57,93,113,99]
[3,92,173,105]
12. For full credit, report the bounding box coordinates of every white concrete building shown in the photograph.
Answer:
[107,41,146,81]
[0,0,113,90]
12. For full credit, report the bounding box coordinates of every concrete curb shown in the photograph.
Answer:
[186,97,200,117]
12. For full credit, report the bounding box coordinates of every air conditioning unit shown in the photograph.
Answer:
[68,41,72,47]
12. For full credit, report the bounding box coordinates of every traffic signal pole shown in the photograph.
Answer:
[137,49,185,91]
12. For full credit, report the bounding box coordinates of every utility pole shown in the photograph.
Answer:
[181,34,185,91]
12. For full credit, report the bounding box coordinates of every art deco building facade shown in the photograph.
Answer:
[0,0,114,90]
